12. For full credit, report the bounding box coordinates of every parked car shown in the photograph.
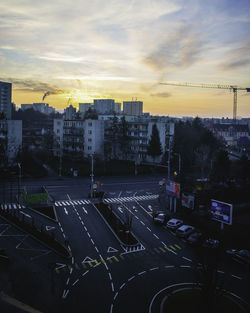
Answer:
[203,238,220,249]
[153,212,168,225]
[226,249,250,265]
[186,231,203,246]
[176,225,195,238]
[166,218,183,230]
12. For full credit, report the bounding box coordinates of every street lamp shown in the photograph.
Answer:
[17,163,21,204]
[90,154,94,197]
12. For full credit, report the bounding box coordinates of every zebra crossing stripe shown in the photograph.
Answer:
[114,256,119,262]
[170,245,176,250]
[175,244,181,249]
[159,247,166,252]
[55,202,58,206]
[88,261,93,267]
[164,246,171,251]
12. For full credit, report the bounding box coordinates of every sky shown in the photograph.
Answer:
[0,0,250,117]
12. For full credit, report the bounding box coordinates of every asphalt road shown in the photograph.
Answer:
[1,175,250,313]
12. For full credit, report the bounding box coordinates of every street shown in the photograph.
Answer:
[0,175,249,312]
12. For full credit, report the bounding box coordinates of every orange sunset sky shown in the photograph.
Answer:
[0,0,250,117]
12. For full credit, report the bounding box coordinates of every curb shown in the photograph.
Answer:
[92,203,140,248]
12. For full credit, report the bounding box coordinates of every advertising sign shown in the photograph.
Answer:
[181,193,194,210]
[166,180,180,198]
[210,199,233,225]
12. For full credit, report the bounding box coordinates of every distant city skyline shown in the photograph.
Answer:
[0,0,249,117]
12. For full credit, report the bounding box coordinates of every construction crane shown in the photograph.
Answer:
[160,81,250,121]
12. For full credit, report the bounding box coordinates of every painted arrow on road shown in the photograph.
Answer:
[46,226,55,231]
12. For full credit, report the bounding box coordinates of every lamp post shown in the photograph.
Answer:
[17,163,21,204]
[90,154,94,197]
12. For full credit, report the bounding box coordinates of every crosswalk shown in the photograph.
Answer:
[55,194,159,207]
[103,194,158,204]
[55,199,91,207]
[0,203,26,210]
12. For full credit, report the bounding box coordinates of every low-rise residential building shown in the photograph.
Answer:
[210,123,249,146]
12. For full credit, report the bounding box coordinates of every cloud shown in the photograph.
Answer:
[150,92,171,98]
[0,77,67,95]
[142,24,204,74]
[219,41,250,71]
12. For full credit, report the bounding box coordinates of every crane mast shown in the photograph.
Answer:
[160,82,250,121]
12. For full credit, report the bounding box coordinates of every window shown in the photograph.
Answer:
[88,138,92,142]
[88,130,92,134]
[57,129,60,134]
[88,146,92,150]
[57,121,61,126]
[88,122,92,126]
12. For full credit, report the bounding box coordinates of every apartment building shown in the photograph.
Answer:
[0,119,22,164]
[53,119,104,158]
[0,81,12,119]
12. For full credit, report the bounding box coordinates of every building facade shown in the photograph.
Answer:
[64,105,76,120]
[0,81,12,119]
[79,103,92,114]
[53,119,104,158]
[123,101,143,116]
[94,99,115,114]
[0,119,22,164]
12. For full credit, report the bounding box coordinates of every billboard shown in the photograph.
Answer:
[210,199,233,225]
[181,193,194,210]
[166,180,180,198]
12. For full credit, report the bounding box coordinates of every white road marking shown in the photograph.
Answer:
[128,275,135,281]
[109,273,112,280]
[82,207,88,214]
[62,289,69,299]
[118,207,123,213]
[150,267,159,271]
[55,263,67,270]
[82,270,89,277]
[111,282,114,292]
[140,221,145,226]
[153,234,159,239]
[120,283,125,289]
[182,256,192,262]
[138,271,146,275]
[66,278,70,285]
[20,211,31,218]
[118,191,122,198]
[146,227,151,232]
[231,274,242,280]
[114,292,118,300]
[165,265,175,268]
[64,207,68,215]
[180,265,191,268]
[72,279,79,286]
